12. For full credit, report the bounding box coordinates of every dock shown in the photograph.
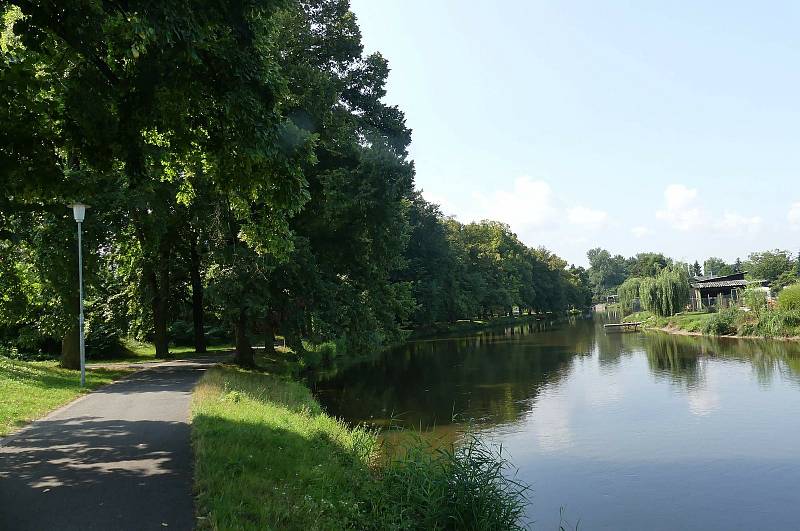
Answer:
[603,321,643,333]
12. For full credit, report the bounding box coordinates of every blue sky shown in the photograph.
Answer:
[348,0,800,266]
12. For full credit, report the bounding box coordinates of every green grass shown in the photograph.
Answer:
[191,366,530,530]
[88,338,234,365]
[192,366,376,529]
[0,357,132,436]
[625,308,800,338]
[624,310,714,333]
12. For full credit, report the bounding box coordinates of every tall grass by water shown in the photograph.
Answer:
[191,365,531,530]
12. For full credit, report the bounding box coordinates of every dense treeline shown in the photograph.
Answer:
[403,196,591,328]
[0,1,589,367]
[588,247,800,301]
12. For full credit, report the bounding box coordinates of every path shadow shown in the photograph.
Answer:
[0,365,208,530]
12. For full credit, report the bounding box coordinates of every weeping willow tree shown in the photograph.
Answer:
[639,277,657,314]
[640,266,690,317]
[618,277,642,314]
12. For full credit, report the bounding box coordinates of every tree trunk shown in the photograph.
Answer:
[145,263,169,358]
[134,213,171,359]
[190,234,206,353]
[234,308,254,367]
[60,322,80,369]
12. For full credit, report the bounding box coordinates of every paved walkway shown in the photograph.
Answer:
[0,359,218,530]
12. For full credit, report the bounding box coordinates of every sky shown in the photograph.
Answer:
[348,0,800,267]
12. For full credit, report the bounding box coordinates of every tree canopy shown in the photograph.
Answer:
[1,1,590,366]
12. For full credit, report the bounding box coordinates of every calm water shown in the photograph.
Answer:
[312,316,800,530]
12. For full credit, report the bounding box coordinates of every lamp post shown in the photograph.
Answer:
[69,203,87,386]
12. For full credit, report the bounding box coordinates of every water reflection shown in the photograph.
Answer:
[643,331,800,388]
[312,315,800,529]
[312,319,592,432]
[314,317,800,432]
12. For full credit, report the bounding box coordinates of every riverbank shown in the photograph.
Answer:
[191,365,529,530]
[410,311,585,339]
[0,357,133,436]
[623,310,800,340]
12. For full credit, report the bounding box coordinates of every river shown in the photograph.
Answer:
[311,314,800,530]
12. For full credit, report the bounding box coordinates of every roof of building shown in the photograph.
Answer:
[691,279,750,289]
[691,272,746,284]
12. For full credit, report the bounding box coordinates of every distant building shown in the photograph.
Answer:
[690,272,763,300]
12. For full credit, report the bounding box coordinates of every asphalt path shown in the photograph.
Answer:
[0,358,219,530]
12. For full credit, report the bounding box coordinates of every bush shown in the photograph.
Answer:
[703,307,740,336]
[777,283,800,311]
[375,435,530,530]
[169,319,195,345]
[85,320,122,359]
[742,287,767,313]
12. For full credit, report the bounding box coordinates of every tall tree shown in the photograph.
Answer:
[703,257,733,277]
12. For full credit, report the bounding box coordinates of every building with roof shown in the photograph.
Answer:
[690,272,763,301]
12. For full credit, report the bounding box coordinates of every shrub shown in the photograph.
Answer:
[777,283,800,311]
[742,287,767,313]
[374,435,530,530]
[169,319,195,345]
[85,320,122,359]
[703,307,740,336]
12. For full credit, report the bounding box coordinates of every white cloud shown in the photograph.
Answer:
[656,184,706,230]
[631,226,651,238]
[567,206,609,229]
[421,189,456,217]
[656,184,761,235]
[788,201,800,230]
[715,212,762,234]
[472,176,558,228]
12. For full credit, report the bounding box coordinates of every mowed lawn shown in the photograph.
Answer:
[0,357,132,436]
[86,339,234,365]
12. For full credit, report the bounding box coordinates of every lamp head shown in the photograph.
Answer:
[68,203,88,223]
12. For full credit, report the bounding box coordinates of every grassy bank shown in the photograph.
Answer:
[624,308,800,339]
[624,311,714,333]
[191,366,529,530]
[0,357,132,436]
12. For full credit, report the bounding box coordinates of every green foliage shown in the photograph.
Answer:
[742,287,768,313]
[618,277,642,314]
[639,266,690,317]
[0,0,590,370]
[703,307,740,336]
[738,308,800,338]
[587,248,628,298]
[375,435,529,530]
[777,283,800,311]
[192,366,530,530]
[638,277,657,314]
[627,253,671,278]
[703,257,733,277]
[746,250,795,288]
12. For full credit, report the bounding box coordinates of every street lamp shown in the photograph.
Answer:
[68,203,88,386]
